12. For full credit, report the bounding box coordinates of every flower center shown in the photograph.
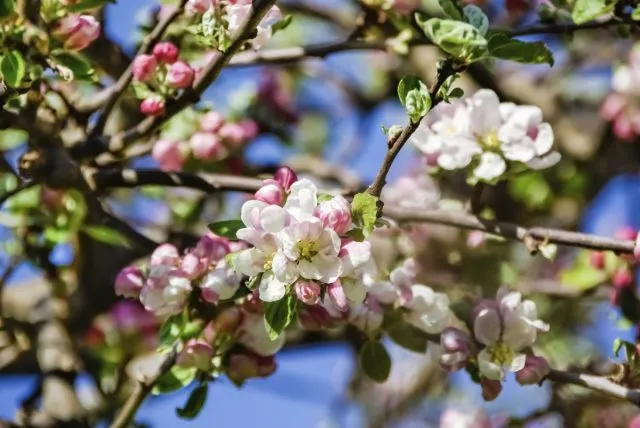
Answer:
[263,253,274,271]
[479,132,500,151]
[296,239,318,260]
[487,341,515,366]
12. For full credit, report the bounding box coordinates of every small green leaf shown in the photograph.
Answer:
[613,337,624,358]
[463,5,488,36]
[386,322,430,353]
[81,225,131,247]
[158,313,186,348]
[448,87,464,99]
[271,14,292,32]
[359,341,391,383]
[633,7,640,21]
[67,0,111,12]
[346,228,366,242]
[245,273,263,291]
[438,0,463,20]
[0,129,26,151]
[397,76,431,122]
[176,384,208,420]
[50,51,96,81]
[559,265,608,291]
[131,81,154,100]
[415,16,488,63]
[153,366,197,395]
[351,192,379,236]
[487,32,554,67]
[207,220,244,240]
[264,295,297,340]
[0,0,15,18]
[572,0,613,24]
[1,51,25,88]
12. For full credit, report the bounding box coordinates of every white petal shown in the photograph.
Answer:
[533,122,554,156]
[258,273,287,302]
[240,200,268,229]
[473,308,501,345]
[259,205,288,233]
[233,249,264,277]
[272,251,298,283]
[297,259,323,281]
[474,152,506,181]
[527,151,561,170]
[342,279,366,305]
[478,348,506,380]
[501,139,536,162]
[510,353,527,373]
[468,89,502,134]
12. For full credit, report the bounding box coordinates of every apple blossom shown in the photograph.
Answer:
[192,235,231,263]
[177,339,213,370]
[314,195,352,235]
[150,243,180,266]
[227,351,276,383]
[439,327,472,372]
[199,260,243,303]
[186,0,215,14]
[273,166,297,191]
[54,14,100,51]
[348,298,383,334]
[166,61,195,89]
[140,97,166,116]
[294,280,321,305]
[254,179,284,205]
[152,139,185,172]
[473,288,549,380]
[180,252,209,279]
[140,269,192,316]
[200,111,225,133]
[439,408,493,428]
[190,132,226,160]
[152,41,180,64]
[380,171,440,211]
[236,310,285,356]
[132,54,157,82]
[115,266,145,299]
[404,284,451,334]
[218,122,246,146]
[515,355,550,385]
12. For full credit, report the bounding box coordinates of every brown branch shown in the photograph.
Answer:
[89,0,189,138]
[546,369,640,407]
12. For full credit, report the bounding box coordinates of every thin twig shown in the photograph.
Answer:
[546,369,640,407]
[89,0,189,138]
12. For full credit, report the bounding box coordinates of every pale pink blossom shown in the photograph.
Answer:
[200,260,243,304]
[314,195,352,235]
[200,111,225,133]
[150,243,180,266]
[132,54,157,82]
[152,139,185,171]
[440,408,493,428]
[218,123,246,146]
[140,269,192,316]
[180,252,209,279]
[254,179,284,205]
[294,280,321,305]
[115,266,145,299]
[186,0,215,13]
[439,327,471,372]
[190,132,226,160]
[54,14,100,51]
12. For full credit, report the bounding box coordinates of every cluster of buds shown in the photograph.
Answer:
[151,110,259,171]
[438,287,550,401]
[115,235,244,316]
[600,43,640,142]
[133,42,196,117]
[53,13,100,51]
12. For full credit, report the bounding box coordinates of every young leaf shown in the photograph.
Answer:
[0,0,15,18]
[571,0,612,24]
[272,14,292,32]
[463,5,488,36]
[633,7,640,21]
[438,0,463,20]
[207,220,244,240]
[153,366,197,395]
[50,51,96,81]
[359,341,391,383]
[1,51,26,88]
[386,322,430,353]
[415,16,488,63]
[397,76,431,122]
[176,384,208,420]
[81,225,131,248]
[158,314,186,348]
[351,193,379,236]
[487,33,554,67]
[559,265,608,291]
[264,295,297,340]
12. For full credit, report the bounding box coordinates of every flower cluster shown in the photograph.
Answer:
[186,0,283,50]
[601,43,640,141]
[230,168,373,314]
[439,287,549,400]
[53,13,100,51]
[152,110,258,171]
[132,42,196,117]
[410,89,560,183]
[115,235,242,316]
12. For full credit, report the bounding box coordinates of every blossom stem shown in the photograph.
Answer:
[546,369,640,407]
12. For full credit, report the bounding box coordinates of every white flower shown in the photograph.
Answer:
[283,178,318,221]
[473,287,549,380]
[237,310,285,356]
[473,152,506,181]
[404,284,450,334]
[362,258,415,305]
[381,172,440,211]
[200,260,243,303]
[140,270,192,316]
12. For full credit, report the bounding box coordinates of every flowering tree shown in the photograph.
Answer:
[2,0,640,426]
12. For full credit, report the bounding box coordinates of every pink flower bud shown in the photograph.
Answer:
[140,97,165,116]
[515,355,550,385]
[54,14,100,51]
[254,179,284,205]
[186,0,214,13]
[590,251,605,270]
[613,268,634,289]
[439,327,471,372]
[218,123,246,147]
[273,166,297,191]
[150,243,180,266]
[227,351,276,383]
[600,93,626,121]
[115,266,145,299]
[152,139,185,172]
[238,119,259,140]
[181,252,208,279]
[200,111,225,133]
[111,301,157,332]
[152,41,179,64]
[480,378,502,402]
[132,54,157,82]
[294,280,321,305]
[189,132,225,160]
[314,195,352,235]
[177,339,213,370]
[327,281,348,312]
[166,61,195,89]
[425,152,440,168]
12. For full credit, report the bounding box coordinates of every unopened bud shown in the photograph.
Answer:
[515,355,550,385]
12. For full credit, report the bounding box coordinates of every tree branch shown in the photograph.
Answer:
[546,369,640,407]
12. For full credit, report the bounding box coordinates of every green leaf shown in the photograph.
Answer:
[351,192,379,236]
[571,0,613,24]
[264,295,297,340]
[207,220,244,240]
[81,225,131,248]
[1,51,25,88]
[463,5,488,36]
[487,32,554,67]
[448,87,464,99]
[271,14,292,32]
[0,129,26,151]
[158,313,186,349]
[633,7,640,21]
[397,76,432,123]
[153,366,197,395]
[346,228,365,242]
[0,0,15,18]
[415,16,488,63]
[386,322,430,353]
[67,0,111,12]
[50,51,96,81]
[131,81,154,100]
[559,265,608,291]
[359,341,391,383]
[438,0,463,20]
[176,384,208,420]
